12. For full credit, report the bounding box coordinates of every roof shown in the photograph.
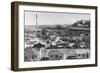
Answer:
[48,50,63,56]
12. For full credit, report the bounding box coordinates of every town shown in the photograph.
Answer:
[24,20,90,62]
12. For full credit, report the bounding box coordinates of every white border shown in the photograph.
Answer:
[19,5,96,68]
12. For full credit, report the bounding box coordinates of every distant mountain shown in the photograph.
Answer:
[25,20,90,31]
[71,20,90,28]
[25,24,70,30]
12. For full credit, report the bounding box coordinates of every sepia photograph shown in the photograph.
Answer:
[24,11,91,62]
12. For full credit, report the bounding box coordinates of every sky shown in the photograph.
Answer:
[25,11,90,26]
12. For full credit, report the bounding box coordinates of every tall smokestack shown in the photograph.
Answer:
[36,14,38,30]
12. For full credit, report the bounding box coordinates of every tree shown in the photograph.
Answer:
[56,25,63,29]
